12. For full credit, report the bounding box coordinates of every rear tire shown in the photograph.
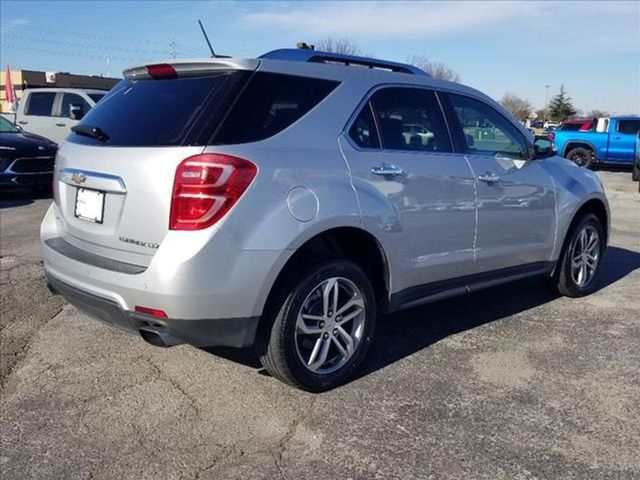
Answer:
[565,147,593,168]
[551,213,605,297]
[632,162,639,181]
[256,259,376,391]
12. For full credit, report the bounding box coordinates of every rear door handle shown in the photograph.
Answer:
[371,164,404,176]
[55,122,67,127]
[478,172,500,183]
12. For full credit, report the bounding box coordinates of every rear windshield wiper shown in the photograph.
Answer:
[71,125,110,142]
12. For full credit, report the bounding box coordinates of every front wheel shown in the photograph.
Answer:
[565,147,593,168]
[551,213,605,297]
[632,162,639,181]
[256,260,376,391]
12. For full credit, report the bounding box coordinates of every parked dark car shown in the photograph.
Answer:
[633,130,639,191]
[0,116,57,190]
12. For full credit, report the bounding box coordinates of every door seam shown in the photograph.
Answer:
[463,154,479,263]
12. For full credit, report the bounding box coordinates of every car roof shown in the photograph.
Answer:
[124,50,533,141]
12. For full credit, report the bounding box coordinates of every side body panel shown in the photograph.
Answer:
[340,136,476,294]
[606,118,638,163]
[465,155,557,271]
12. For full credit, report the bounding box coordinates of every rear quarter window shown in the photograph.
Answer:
[212,72,339,145]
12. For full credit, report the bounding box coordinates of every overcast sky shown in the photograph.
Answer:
[2,1,639,114]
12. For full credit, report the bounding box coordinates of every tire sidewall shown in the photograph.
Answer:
[559,214,605,296]
[567,147,593,168]
[278,260,376,391]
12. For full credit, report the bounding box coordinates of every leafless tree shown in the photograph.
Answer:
[315,38,363,56]
[586,109,610,118]
[500,92,533,121]
[406,54,460,82]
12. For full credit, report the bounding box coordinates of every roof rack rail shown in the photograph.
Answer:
[259,49,429,76]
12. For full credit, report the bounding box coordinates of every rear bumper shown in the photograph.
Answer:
[45,273,259,348]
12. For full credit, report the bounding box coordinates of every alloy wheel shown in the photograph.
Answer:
[570,225,600,288]
[294,277,366,374]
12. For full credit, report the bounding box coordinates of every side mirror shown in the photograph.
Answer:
[465,133,475,147]
[69,104,85,120]
[533,136,555,159]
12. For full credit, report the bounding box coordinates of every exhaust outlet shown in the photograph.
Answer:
[139,327,184,348]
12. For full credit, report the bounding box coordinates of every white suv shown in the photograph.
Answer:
[41,49,609,391]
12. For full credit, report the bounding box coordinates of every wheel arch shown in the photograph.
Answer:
[257,226,390,336]
[562,141,596,158]
[553,196,609,275]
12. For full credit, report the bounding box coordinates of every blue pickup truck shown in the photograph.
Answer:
[550,116,640,168]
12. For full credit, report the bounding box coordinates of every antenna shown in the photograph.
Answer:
[198,20,216,57]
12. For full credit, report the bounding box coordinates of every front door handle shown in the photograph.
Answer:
[478,172,500,183]
[55,122,67,127]
[371,164,404,176]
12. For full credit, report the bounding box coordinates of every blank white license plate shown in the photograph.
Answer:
[74,188,105,223]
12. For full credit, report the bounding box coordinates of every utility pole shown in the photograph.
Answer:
[169,35,177,60]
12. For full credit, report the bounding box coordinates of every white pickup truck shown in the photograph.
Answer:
[6,88,107,144]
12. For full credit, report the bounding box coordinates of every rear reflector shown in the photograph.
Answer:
[146,63,177,79]
[135,306,168,318]
[548,131,555,141]
[170,154,257,231]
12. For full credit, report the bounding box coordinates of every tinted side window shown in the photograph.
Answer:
[617,120,640,135]
[25,92,55,116]
[349,103,380,148]
[370,88,451,152]
[213,72,339,145]
[447,93,528,159]
[59,93,92,118]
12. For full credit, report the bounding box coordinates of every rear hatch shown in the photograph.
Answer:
[54,60,257,267]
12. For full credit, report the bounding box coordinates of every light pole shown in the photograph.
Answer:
[544,84,550,119]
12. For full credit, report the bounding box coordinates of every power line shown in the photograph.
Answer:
[1,20,206,54]
[2,32,168,56]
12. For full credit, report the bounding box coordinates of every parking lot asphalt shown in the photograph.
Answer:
[1,171,639,480]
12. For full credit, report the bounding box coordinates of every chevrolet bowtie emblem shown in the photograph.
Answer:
[71,172,87,184]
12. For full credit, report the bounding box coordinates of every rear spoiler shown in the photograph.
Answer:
[123,58,259,80]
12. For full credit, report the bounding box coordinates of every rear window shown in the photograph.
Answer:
[68,71,338,147]
[211,72,339,145]
[68,72,247,147]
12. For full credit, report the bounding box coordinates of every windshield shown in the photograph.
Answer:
[0,116,20,133]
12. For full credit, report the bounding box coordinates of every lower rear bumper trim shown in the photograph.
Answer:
[45,273,260,348]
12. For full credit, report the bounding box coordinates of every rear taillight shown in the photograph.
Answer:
[170,154,257,231]
[548,131,555,141]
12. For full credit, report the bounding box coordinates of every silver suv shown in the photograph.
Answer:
[41,49,609,391]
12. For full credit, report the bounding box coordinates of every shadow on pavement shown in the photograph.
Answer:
[0,187,52,209]
[205,246,640,381]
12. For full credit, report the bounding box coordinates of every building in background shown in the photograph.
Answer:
[0,69,119,113]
